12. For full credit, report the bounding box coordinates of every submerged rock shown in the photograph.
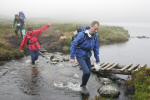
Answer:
[73,73,79,79]
[136,35,150,39]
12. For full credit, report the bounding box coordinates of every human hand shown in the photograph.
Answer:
[70,59,75,63]
[94,62,100,71]
[48,23,52,27]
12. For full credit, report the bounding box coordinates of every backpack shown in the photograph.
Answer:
[72,26,90,41]
[19,12,25,21]
[71,26,99,49]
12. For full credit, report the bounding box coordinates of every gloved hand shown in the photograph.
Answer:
[94,62,101,71]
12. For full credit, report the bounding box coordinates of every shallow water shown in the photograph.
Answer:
[0,52,130,100]
[1,23,148,100]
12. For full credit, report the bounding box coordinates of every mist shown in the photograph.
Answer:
[0,0,150,23]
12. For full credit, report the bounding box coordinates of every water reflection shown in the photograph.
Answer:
[80,94,89,100]
[29,67,40,95]
[32,67,39,77]
[19,66,40,95]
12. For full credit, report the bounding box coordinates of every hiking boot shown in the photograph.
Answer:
[31,62,37,68]
[31,64,36,68]
[80,86,89,95]
[31,61,35,65]
[35,59,39,64]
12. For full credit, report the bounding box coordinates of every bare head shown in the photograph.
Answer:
[90,21,100,35]
[27,27,33,34]
[15,14,19,19]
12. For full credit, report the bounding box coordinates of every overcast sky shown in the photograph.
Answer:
[0,0,150,23]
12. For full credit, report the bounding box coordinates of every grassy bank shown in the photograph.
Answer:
[0,22,129,62]
[0,24,24,64]
[126,67,150,100]
[49,23,130,45]
[100,26,129,44]
[41,23,129,53]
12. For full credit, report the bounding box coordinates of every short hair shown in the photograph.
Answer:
[91,21,100,27]
[15,14,18,16]
[27,27,33,31]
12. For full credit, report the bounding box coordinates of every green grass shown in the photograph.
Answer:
[46,23,130,52]
[126,67,150,100]
[0,23,24,61]
[100,26,129,44]
[0,22,129,62]
[49,23,130,44]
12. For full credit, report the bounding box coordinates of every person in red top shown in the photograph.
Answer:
[20,24,50,65]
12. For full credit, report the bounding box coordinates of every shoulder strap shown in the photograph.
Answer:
[77,32,87,46]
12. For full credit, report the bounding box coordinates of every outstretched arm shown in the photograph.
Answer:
[33,25,51,36]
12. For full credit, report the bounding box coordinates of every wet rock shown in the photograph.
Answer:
[51,62,58,64]
[50,55,60,64]
[39,48,47,53]
[49,54,69,64]
[67,81,81,91]
[73,73,79,79]
[98,84,120,98]
[54,81,66,89]
[0,69,9,77]
[53,81,81,91]
[63,57,69,62]
[136,35,150,39]
[98,78,112,85]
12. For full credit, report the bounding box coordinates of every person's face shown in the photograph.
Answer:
[90,24,99,35]
[28,27,33,34]
[16,16,19,19]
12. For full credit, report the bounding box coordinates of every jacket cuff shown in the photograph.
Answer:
[96,58,100,63]
[70,56,75,60]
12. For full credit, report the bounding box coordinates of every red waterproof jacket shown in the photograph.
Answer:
[20,25,50,51]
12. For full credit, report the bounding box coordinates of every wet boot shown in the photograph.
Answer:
[80,86,89,95]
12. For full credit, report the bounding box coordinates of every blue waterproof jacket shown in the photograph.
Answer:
[70,30,100,63]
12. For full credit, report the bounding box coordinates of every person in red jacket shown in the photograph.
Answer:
[20,24,50,65]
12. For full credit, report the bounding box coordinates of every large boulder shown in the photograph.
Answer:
[98,84,120,98]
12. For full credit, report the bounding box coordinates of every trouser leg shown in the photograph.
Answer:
[77,57,91,86]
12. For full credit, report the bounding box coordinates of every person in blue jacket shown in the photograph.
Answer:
[70,21,100,94]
